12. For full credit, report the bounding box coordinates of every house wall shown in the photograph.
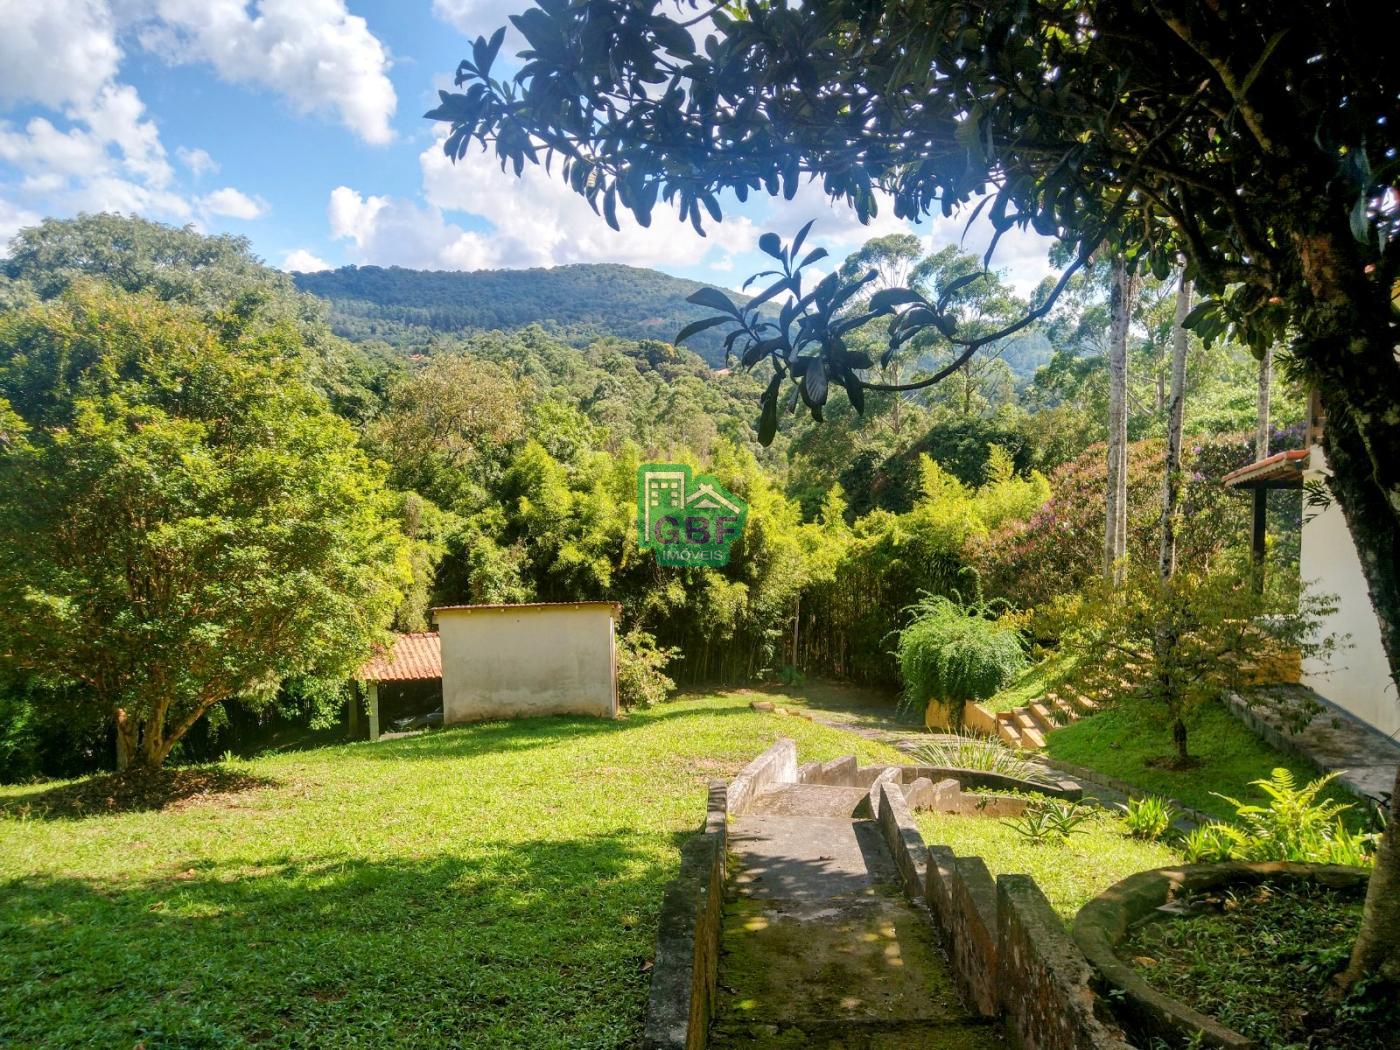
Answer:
[436,605,618,725]
[1300,444,1400,737]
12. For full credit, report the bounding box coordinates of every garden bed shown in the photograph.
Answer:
[1122,878,1397,1049]
[1074,862,1383,1049]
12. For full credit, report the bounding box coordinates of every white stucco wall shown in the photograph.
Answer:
[435,603,618,725]
[1300,445,1400,737]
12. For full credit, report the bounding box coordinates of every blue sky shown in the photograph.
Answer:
[0,1,1053,294]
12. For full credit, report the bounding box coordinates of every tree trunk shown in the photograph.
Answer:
[114,708,137,772]
[1160,278,1190,580]
[1292,222,1400,989]
[1104,255,1134,583]
[1256,344,1273,459]
[1172,715,1189,763]
[1339,763,1400,988]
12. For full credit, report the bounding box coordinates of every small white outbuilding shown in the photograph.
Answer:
[432,601,620,725]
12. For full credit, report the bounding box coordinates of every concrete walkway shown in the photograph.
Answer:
[1228,685,1400,805]
[709,784,1003,1049]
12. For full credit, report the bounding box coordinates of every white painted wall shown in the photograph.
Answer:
[435,604,618,725]
[1300,444,1400,737]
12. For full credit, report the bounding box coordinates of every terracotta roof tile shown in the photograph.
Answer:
[1222,448,1309,488]
[357,632,441,682]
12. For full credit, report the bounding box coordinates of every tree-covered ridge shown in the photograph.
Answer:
[293,262,757,366]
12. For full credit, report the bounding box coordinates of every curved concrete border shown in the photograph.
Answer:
[1072,861,1371,1049]
[902,764,1083,800]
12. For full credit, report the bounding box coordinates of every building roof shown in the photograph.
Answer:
[1222,448,1309,490]
[357,631,441,682]
[432,601,622,616]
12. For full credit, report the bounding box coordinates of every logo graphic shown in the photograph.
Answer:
[638,464,748,567]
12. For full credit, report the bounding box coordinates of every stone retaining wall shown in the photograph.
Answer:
[641,781,729,1050]
[875,780,1136,1048]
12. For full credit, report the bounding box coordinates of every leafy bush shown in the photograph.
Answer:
[1119,795,1178,841]
[615,628,679,709]
[1183,769,1380,865]
[910,733,1048,784]
[897,593,1028,725]
[1180,822,1236,863]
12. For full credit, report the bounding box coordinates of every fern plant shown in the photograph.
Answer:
[896,592,1027,725]
[1178,768,1382,866]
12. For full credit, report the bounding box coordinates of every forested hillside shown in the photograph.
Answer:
[294,262,753,366]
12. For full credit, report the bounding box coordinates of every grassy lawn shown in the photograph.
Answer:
[916,807,1179,923]
[0,692,902,1049]
[1043,698,1359,824]
[979,651,1079,715]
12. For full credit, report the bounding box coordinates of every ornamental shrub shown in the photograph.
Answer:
[896,594,1027,725]
[615,628,679,709]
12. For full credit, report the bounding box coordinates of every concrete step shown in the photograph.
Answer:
[1026,702,1055,732]
[1050,697,1078,723]
[1014,711,1038,733]
[746,784,872,818]
[1019,725,1047,750]
[996,720,1023,748]
[710,1017,1004,1049]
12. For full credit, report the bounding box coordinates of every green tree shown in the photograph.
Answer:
[0,285,410,770]
[2,214,400,425]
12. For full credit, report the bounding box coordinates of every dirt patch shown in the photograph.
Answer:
[0,765,277,820]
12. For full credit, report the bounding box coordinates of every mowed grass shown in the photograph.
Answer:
[916,807,1179,923]
[1043,698,1358,824]
[0,692,903,1049]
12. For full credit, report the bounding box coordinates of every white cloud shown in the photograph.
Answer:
[138,0,397,145]
[200,186,267,220]
[176,146,218,178]
[0,1,122,110]
[282,248,331,272]
[432,0,528,42]
[416,134,756,269]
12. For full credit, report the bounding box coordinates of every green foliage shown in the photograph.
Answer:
[2,214,399,425]
[0,284,411,768]
[293,263,761,367]
[1180,823,1237,864]
[1119,796,1178,841]
[1048,559,1336,762]
[1187,769,1380,866]
[916,806,1179,923]
[1001,798,1095,845]
[615,628,678,710]
[909,734,1046,783]
[897,594,1028,724]
[1044,699,1363,826]
[1122,881,1396,1049]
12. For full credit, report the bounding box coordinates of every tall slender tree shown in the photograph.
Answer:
[1104,256,1136,582]
[1257,345,1274,459]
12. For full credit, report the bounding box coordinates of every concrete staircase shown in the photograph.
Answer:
[988,682,1100,751]
[709,767,1005,1049]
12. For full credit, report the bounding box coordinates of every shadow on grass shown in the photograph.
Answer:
[0,765,278,822]
[347,698,758,762]
[0,832,673,1048]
